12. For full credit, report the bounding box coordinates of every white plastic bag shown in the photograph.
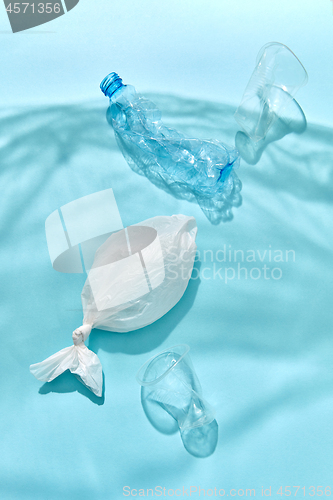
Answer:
[30,215,197,397]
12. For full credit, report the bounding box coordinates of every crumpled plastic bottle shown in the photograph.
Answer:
[100,72,242,224]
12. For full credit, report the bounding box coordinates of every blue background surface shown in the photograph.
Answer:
[0,1,333,499]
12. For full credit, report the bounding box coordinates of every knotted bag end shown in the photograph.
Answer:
[29,325,103,397]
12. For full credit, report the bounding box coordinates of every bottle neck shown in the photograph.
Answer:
[100,72,125,99]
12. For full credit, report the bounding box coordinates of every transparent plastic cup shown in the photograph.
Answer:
[136,345,218,458]
[234,42,308,142]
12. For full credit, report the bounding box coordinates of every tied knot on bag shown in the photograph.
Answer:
[29,322,103,397]
[72,324,92,346]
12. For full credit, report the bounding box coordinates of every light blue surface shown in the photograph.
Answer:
[0,1,332,125]
[1,1,333,498]
[1,94,333,499]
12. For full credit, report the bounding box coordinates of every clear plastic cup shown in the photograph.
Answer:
[234,42,308,142]
[136,345,218,458]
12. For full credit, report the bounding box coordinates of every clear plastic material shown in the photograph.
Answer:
[235,97,307,165]
[100,73,241,224]
[234,42,308,142]
[137,345,218,458]
[30,215,197,397]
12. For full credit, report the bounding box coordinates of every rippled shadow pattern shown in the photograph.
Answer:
[1,94,333,491]
[0,98,245,226]
[0,99,332,371]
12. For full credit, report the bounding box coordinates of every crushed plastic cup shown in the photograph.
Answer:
[137,345,218,458]
[234,42,308,142]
